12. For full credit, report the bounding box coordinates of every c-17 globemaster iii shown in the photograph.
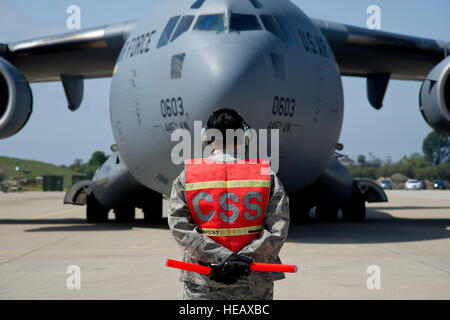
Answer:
[0,0,449,223]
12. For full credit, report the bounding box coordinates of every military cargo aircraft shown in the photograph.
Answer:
[0,0,449,222]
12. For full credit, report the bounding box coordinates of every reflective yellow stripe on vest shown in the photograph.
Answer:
[199,225,264,237]
[185,180,270,191]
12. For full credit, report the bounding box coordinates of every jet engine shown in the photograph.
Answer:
[419,56,450,136]
[0,56,33,139]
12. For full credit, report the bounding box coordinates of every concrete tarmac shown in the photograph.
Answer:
[0,190,449,299]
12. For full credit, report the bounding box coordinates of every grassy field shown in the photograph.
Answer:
[0,156,84,191]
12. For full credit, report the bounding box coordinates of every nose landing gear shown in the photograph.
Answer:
[86,194,109,223]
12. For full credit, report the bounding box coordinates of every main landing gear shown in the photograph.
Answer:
[289,188,367,223]
[85,191,163,223]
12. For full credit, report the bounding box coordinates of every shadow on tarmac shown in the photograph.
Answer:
[368,206,450,211]
[0,218,169,232]
[287,207,450,244]
[0,208,449,244]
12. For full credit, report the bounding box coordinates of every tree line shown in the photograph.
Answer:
[65,151,108,179]
[346,131,450,183]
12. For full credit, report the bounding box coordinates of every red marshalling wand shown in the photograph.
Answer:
[165,259,298,275]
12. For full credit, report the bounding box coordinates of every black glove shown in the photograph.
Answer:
[210,253,252,285]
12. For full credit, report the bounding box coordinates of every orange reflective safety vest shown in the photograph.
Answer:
[185,158,270,252]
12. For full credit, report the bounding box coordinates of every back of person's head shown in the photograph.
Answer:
[206,108,245,137]
[204,108,248,149]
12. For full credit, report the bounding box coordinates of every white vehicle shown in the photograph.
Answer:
[380,180,393,190]
[405,179,422,190]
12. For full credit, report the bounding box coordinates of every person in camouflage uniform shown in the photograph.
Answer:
[168,109,290,300]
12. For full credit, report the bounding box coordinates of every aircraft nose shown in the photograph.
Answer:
[185,42,271,124]
[224,43,272,112]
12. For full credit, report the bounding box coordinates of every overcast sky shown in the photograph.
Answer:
[0,0,448,166]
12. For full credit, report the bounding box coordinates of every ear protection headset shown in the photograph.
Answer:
[201,109,252,147]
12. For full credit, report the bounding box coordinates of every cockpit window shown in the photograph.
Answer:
[171,15,195,42]
[248,0,263,9]
[274,15,297,46]
[157,16,181,48]
[260,15,285,41]
[191,0,205,9]
[194,14,225,31]
[230,14,262,32]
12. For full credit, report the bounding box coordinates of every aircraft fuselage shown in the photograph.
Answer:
[110,0,344,195]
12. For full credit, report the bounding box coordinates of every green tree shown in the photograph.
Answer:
[357,154,366,165]
[422,131,450,165]
[88,151,108,167]
[346,151,449,184]
[73,158,84,166]
[69,151,108,179]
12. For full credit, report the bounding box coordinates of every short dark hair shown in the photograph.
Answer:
[206,108,245,137]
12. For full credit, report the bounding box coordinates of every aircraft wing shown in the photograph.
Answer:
[0,19,138,83]
[4,18,447,83]
[313,18,450,81]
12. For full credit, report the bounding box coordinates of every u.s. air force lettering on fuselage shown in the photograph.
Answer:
[298,29,330,58]
[118,30,157,61]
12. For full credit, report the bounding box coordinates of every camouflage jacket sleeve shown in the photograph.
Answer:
[167,170,233,266]
[237,173,290,263]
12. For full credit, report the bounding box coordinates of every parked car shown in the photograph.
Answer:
[432,179,447,190]
[380,180,393,189]
[419,180,427,190]
[405,179,423,190]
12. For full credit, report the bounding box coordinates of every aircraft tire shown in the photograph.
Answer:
[143,192,163,223]
[114,206,135,223]
[342,192,366,222]
[288,197,311,223]
[315,205,338,221]
[86,194,109,223]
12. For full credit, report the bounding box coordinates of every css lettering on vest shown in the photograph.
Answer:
[185,159,270,252]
